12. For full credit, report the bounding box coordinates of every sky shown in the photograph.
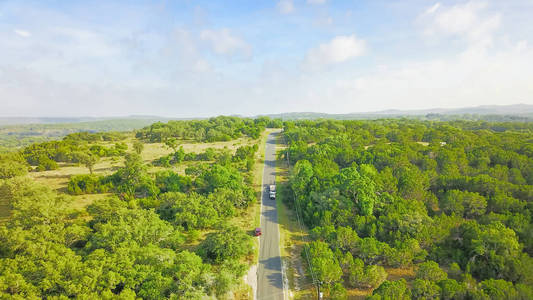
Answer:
[1,0,533,117]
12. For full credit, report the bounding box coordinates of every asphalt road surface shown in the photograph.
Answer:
[257,132,285,300]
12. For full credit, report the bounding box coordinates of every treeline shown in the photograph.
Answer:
[282,119,533,299]
[136,116,282,142]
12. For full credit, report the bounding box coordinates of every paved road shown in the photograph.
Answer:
[257,132,285,300]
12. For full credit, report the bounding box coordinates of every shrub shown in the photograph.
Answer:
[67,174,112,195]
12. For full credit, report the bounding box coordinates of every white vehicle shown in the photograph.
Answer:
[269,184,276,200]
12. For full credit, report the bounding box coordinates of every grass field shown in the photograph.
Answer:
[24,135,257,207]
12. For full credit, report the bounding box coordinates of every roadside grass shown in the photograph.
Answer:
[275,135,316,299]
[234,284,253,300]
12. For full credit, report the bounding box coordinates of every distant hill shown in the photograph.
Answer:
[3,104,533,125]
[1,104,532,151]
[259,104,533,121]
[368,104,533,116]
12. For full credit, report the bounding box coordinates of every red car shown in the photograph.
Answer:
[255,228,262,236]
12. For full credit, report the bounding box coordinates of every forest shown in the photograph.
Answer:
[0,116,273,299]
[281,119,533,299]
[2,116,533,299]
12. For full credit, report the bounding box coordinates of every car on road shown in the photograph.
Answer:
[255,227,262,236]
[269,184,276,200]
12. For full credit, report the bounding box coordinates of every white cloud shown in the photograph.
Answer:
[14,29,31,37]
[304,35,366,69]
[421,1,501,48]
[277,0,294,14]
[167,29,213,74]
[330,41,533,111]
[424,3,441,15]
[200,28,252,59]
[2,0,532,117]
[308,0,327,4]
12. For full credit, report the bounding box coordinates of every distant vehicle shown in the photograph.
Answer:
[269,184,276,200]
[255,227,262,236]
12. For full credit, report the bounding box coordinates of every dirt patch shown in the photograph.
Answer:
[385,267,415,281]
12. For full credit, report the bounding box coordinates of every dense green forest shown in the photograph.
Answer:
[3,116,533,299]
[0,117,273,299]
[282,119,533,299]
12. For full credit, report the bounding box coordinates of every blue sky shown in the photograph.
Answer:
[1,0,533,117]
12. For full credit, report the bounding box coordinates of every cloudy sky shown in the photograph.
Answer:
[1,0,533,117]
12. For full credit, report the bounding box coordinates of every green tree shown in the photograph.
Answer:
[133,140,144,154]
[438,279,466,300]
[112,153,158,198]
[370,279,411,300]
[416,261,447,282]
[411,279,441,299]
[440,190,487,218]
[76,152,99,174]
[479,279,518,300]
[330,282,347,300]
[337,166,377,216]
[0,153,28,179]
[290,160,314,198]
[173,146,185,163]
[364,265,388,289]
[306,241,343,287]
[200,225,253,264]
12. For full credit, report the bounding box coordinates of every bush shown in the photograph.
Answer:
[0,153,28,179]
[67,174,112,195]
[155,170,192,193]
[36,156,58,171]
